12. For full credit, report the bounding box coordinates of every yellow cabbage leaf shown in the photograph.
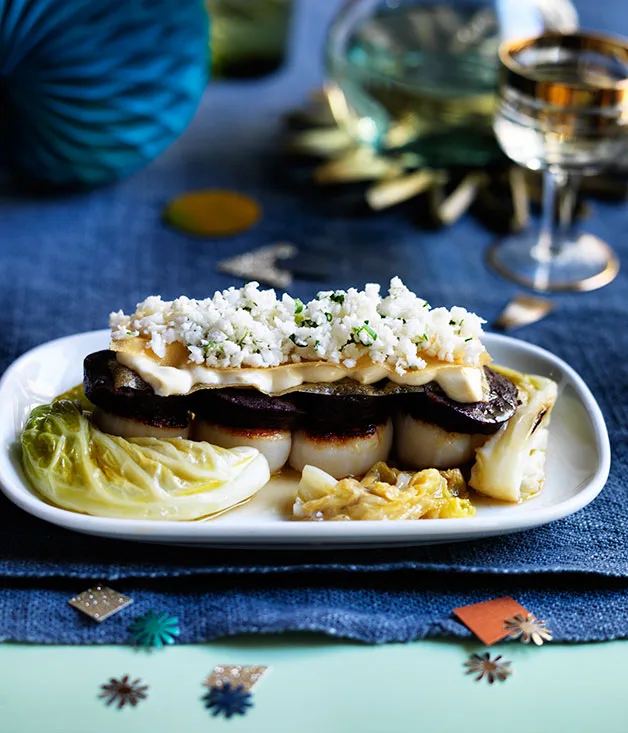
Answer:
[21,400,270,520]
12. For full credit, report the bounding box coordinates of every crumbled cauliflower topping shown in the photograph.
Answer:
[110,278,486,372]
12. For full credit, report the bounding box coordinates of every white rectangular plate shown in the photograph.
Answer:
[0,330,610,547]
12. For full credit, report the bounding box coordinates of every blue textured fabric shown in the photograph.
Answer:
[2,576,628,644]
[0,0,626,643]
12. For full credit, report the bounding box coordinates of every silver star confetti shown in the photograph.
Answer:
[504,613,553,646]
[217,243,296,289]
[69,584,133,622]
[203,665,270,693]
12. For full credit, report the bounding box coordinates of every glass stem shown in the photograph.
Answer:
[558,171,581,243]
[536,169,580,262]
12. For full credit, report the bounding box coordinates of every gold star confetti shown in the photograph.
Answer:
[99,675,149,709]
[203,665,270,693]
[69,584,133,622]
[504,613,553,646]
[464,653,512,684]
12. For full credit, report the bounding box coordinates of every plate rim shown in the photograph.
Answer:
[0,329,611,545]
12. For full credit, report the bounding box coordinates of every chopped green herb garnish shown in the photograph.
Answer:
[330,292,345,305]
[126,330,136,336]
[352,322,378,345]
[364,323,377,340]
[314,340,320,349]
[293,298,306,324]
[465,337,473,342]
[301,319,318,328]
[325,312,333,322]
[449,319,457,326]
[289,334,307,348]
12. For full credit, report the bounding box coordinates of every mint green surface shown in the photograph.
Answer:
[0,637,624,733]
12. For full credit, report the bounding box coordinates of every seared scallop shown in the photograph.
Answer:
[93,408,190,440]
[192,420,292,474]
[289,419,393,479]
[395,413,487,469]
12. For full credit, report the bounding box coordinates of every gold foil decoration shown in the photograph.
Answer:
[314,148,402,185]
[436,171,489,225]
[69,584,133,622]
[493,294,556,330]
[504,613,553,645]
[366,169,447,211]
[286,127,355,157]
[204,665,270,693]
[285,90,337,128]
[217,242,296,288]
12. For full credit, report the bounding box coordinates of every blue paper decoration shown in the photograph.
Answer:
[0,0,209,187]
[202,684,254,719]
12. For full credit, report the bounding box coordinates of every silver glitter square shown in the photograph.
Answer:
[204,665,270,692]
[68,584,133,622]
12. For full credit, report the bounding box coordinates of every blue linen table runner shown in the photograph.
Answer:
[0,0,626,643]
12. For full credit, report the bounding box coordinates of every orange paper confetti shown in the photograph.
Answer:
[164,189,261,237]
[453,596,530,646]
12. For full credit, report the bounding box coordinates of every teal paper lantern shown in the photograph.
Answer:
[0,0,209,187]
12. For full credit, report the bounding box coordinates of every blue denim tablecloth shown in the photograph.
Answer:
[0,0,627,643]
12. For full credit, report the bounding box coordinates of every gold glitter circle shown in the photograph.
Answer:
[164,189,262,237]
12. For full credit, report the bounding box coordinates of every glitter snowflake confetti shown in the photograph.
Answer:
[68,584,133,622]
[204,665,269,693]
[128,610,180,648]
[202,682,254,719]
[99,675,149,709]
[504,613,553,646]
[464,653,512,684]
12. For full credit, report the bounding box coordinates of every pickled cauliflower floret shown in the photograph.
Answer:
[294,461,475,521]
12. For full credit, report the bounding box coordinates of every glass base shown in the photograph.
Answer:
[487,231,620,292]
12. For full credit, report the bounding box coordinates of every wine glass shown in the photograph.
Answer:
[325,0,504,168]
[489,32,628,292]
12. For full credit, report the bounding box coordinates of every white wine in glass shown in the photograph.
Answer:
[490,32,628,291]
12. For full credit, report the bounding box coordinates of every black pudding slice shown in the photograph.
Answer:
[193,388,301,431]
[83,350,190,429]
[401,367,518,435]
[286,391,390,433]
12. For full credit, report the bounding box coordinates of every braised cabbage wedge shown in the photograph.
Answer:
[469,366,558,503]
[21,400,270,520]
[294,461,475,520]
